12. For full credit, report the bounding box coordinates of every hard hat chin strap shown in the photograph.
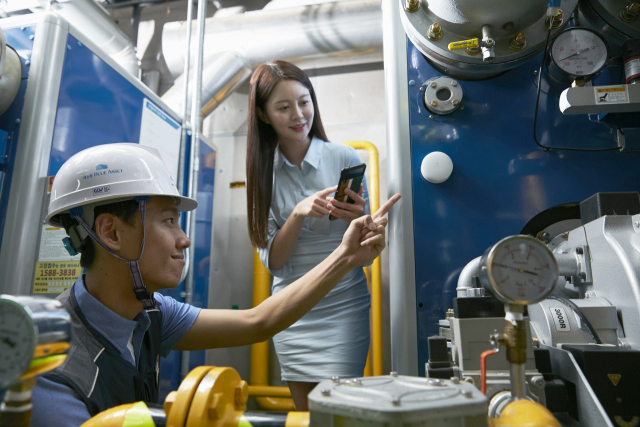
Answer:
[71,197,160,310]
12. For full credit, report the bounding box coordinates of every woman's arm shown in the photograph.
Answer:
[267,185,336,270]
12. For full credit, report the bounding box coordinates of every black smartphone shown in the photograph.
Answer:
[329,163,366,221]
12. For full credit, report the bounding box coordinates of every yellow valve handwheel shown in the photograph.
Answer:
[448,38,478,51]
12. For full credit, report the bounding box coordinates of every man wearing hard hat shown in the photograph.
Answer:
[30,143,399,426]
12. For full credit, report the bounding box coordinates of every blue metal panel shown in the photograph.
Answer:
[0,26,35,256]
[49,34,157,175]
[157,139,215,400]
[407,38,640,376]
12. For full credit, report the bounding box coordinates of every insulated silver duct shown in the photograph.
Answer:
[161,51,252,119]
[162,0,383,78]
[33,0,139,76]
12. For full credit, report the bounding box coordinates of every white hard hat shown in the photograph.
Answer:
[46,143,197,227]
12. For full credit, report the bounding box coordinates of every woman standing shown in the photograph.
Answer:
[246,60,371,410]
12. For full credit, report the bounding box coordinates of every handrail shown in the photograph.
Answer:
[343,140,382,377]
[247,140,382,411]
[250,250,295,410]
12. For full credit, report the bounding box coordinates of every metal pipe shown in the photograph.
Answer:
[180,0,207,381]
[383,0,418,376]
[177,0,194,196]
[161,51,251,121]
[509,363,527,400]
[30,0,139,76]
[456,256,482,298]
[162,0,383,78]
[555,252,580,277]
[343,141,382,376]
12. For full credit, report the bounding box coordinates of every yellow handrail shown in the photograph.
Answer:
[343,141,383,377]
[250,250,295,411]
[248,140,383,411]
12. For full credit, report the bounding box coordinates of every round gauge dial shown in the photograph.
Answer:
[0,297,36,388]
[479,236,559,305]
[551,28,608,79]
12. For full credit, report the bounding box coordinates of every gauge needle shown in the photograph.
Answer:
[558,47,590,62]
[1,337,16,348]
[493,263,539,276]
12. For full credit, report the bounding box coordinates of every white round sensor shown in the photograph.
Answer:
[421,151,453,183]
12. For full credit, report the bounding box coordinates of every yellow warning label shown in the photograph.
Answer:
[448,38,478,50]
[33,261,81,294]
[608,374,621,386]
[596,87,626,93]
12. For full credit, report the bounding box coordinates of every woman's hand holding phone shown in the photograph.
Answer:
[327,184,366,223]
[292,186,337,219]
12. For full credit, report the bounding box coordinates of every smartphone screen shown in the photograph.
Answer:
[330,163,366,221]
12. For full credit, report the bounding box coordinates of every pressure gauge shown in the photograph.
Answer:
[549,28,608,84]
[478,236,559,305]
[0,296,71,389]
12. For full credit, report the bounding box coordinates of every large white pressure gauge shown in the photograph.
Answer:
[549,28,608,83]
[0,295,71,389]
[478,236,559,305]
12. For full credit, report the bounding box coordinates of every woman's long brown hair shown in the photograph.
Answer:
[246,60,328,248]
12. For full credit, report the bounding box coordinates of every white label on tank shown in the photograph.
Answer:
[594,86,629,105]
[549,307,572,332]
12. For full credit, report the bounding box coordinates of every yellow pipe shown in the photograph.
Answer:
[248,386,291,397]
[488,399,561,427]
[343,141,383,376]
[251,250,296,411]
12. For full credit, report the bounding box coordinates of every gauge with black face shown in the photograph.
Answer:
[549,28,608,83]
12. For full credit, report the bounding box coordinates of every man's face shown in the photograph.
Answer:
[123,196,191,292]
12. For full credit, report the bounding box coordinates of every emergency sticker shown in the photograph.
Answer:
[594,86,630,105]
[549,307,572,332]
[32,260,81,294]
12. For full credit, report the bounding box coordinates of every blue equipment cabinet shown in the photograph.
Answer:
[0,12,216,404]
[384,0,640,376]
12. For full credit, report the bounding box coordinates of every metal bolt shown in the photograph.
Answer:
[452,99,459,106]
[409,80,415,86]
[531,376,546,389]
[331,376,340,383]
[430,81,437,88]
[579,272,587,280]
[576,247,584,254]
[509,32,526,51]
[451,80,458,87]
[419,87,424,91]
[428,379,444,386]
[428,22,443,41]
[25,60,30,66]
[502,22,514,31]
[431,100,438,106]
[545,9,563,28]
[621,3,640,22]
[532,337,541,348]
[404,0,420,13]
[321,388,331,396]
[450,377,460,384]
[461,389,473,397]
[561,231,569,239]
[77,41,83,47]
[534,70,538,75]
[460,106,464,110]
[29,35,34,40]
[15,119,21,124]
[390,371,398,377]
[465,46,481,55]
[391,397,401,406]
[429,115,433,119]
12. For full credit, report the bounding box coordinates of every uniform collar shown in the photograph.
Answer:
[74,276,150,355]
[274,136,325,171]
